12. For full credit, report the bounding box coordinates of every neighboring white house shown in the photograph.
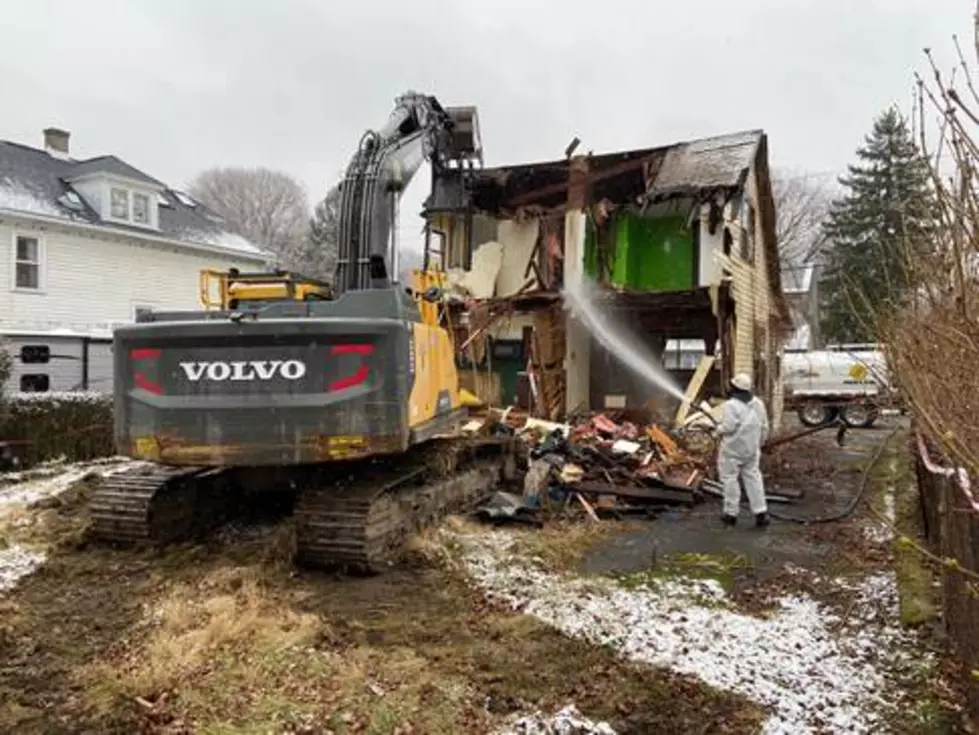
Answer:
[0,127,271,393]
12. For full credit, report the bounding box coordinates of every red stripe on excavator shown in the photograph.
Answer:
[134,372,163,395]
[130,348,162,360]
[329,365,370,392]
[331,344,374,356]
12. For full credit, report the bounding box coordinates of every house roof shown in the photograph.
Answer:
[66,155,165,187]
[0,140,267,259]
[428,129,765,214]
[428,127,794,332]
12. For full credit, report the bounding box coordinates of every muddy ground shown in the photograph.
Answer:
[582,415,895,580]
[0,415,966,734]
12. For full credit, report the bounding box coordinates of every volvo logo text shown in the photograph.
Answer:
[178,360,307,382]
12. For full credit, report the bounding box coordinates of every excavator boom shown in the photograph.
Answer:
[334,91,481,293]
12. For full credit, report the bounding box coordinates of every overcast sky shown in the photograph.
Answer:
[1,0,971,250]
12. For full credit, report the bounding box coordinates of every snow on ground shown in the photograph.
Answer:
[0,456,145,515]
[451,529,927,735]
[864,488,896,544]
[494,704,617,735]
[0,544,46,594]
[0,457,146,595]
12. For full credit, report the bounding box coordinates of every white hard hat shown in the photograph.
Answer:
[731,373,752,391]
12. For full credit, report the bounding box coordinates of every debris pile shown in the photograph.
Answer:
[465,408,716,525]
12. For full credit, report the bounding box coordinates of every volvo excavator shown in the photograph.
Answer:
[88,92,504,572]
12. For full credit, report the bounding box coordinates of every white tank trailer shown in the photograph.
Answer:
[782,343,897,428]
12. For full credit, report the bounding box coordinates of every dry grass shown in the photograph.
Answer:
[412,512,635,573]
[90,565,323,703]
[0,473,100,551]
[505,518,639,572]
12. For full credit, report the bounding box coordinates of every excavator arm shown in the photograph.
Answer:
[333,91,481,294]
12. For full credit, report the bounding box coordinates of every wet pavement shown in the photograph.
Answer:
[579,416,903,579]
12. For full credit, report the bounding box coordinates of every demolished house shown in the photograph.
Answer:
[422,127,793,430]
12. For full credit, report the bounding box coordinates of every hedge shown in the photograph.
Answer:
[0,392,114,469]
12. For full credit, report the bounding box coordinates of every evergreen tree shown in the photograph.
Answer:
[818,106,936,343]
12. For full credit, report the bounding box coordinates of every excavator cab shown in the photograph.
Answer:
[199,268,334,312]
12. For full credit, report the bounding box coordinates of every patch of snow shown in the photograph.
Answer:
[172,189,197,208]
[0,179,64,218]
[9,390,110,405]
[0,324,114,340]
[0,544,46,594]
[864,484,896,544]
[451,529,927,735]
[177,227,265,255]
[495,705,617,735]
[0,457,144,515]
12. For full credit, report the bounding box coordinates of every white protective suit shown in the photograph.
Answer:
[716,392,770,518]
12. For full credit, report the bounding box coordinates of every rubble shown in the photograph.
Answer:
[463,401,822,527]
[466,407,717,525]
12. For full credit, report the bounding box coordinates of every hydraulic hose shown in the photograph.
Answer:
[765,424,902,525]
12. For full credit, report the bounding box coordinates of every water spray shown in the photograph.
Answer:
[561,277,720,429]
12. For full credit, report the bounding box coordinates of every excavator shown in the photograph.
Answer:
[88,92,505,572]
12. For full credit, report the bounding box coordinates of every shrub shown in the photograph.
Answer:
[0,392,114,468]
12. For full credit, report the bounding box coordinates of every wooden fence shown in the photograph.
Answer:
[915,431,979,714]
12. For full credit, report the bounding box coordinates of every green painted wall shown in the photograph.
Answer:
[583,212,695,292]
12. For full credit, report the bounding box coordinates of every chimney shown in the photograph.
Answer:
[43,127,70,158]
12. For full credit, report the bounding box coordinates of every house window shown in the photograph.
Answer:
[110,187,130,219]
[14,235,42,290]
[133,193,150,224]
[20,374,50,392]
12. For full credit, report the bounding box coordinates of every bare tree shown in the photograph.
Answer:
[772,170,832,287]
[283,185,341,281]
[188,167,310,256]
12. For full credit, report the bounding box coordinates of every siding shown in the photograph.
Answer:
[718,162,785,428]
[4,335,113,393]
[0,217,265,334]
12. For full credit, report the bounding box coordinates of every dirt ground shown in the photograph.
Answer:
[0,414,965,734]
[0,494,761,734]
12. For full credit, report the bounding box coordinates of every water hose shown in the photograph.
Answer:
[765,424,901,524]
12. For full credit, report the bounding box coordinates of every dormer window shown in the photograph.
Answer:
[110,187,130,220]
[133,193,149,224]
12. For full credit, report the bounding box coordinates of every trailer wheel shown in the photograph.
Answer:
[798,402,836,427]
[840,403,878,429]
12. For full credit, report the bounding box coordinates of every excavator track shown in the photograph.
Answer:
[89,464,237,545]
[87,438,510,573]
[294,438,507,573]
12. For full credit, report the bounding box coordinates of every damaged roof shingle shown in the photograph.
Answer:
[648,130,762,199]
[431,129,765,215]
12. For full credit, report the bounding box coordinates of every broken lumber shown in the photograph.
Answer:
[575,480,696,507]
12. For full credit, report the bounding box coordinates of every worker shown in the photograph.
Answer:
[716,372,770,528]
